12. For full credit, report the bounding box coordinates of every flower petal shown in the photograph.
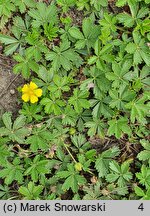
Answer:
[22,84,29,93]
[34,89,42,97]
[30,81,37,90]
[30,95,38,103]
[22,93,29,102]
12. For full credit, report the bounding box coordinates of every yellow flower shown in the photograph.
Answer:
[21,81,42,103]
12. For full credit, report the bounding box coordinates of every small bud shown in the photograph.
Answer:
[69,127,76,135]
[75,162,82,171]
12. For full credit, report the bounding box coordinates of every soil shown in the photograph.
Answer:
[0,54,24,117]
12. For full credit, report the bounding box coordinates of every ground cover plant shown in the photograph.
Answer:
[0,0,150,200]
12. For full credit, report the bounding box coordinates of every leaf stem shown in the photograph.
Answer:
[64,144,77,163]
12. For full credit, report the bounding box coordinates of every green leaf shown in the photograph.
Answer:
[48,75,70,98]
[46,40,82,71]
[13,51,39,78]
[136,165,150,189]
[69,27,84,39]
[40,95,65,115]
[12,0,36,13]
[0,138,10,165]
[0,34,18,44]
[57,164,86,193]
[13,115,26,130]
[134,186,145,197]
[116,0,127,7]
[62,105,77,126]
[28,3,58,28]
[71,134,90,149]
[0,0,16,18]
[108,117,131,139]
[95,147,120,177]
[19,182,43,199]
[125,42,137,53]
[0,160,24,185]
[137,140,150,165]
[125,32,150,66]
[106,160,133,187]
[2,112,12,130]
[26,128,53,152]
[0,113,29,143]
[85,118,105,138]
[44,23,58,41]
[117,13,134,27]
[68,88,90,113]
[69,17,100,50]
[24,155,49,182]
[125,97,149,124]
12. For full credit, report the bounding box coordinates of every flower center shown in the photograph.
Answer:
[28,89,34,95]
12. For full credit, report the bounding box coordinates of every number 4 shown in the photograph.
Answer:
[138,203,144,211]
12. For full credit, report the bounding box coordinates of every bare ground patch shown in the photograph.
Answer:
[0,55,24,117]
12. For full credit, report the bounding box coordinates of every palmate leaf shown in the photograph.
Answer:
[12,15,30,36]
[26,128,54,152]
[88,40,114,70]
[137,140,150,165]
[69,17,100,50]
[48,75,70,98]
[95,146,120,177]
[71,134,89,149]
[136,165,150,189]
[106,59,132,88]
[26,41,48,61]
[117,1,149,27]
[125,96,149,124]
[19,103,43,123]
[46,40,82,71]
[80,66,110,98]
[24,155,49,182]
[13,50,39,78]
[19,182,43,200]
[33,66,53,95]
[85,118,105,138]
[62,105,77,126]
[106,160,133,187]
[91,98,113,118]
[57,0,76,12]
[107,117,132,139]
[99,12,117,33]
[57,164,86,193]
[44,23,58,41]
[135,186,150,200]
[68,88,90,113]
[116,0,133,7]
[125,32,150,66]
[91,0,108,9]
[0,158,24,185]
[28,2,58,28]
[117,13,135,28]
[0,0,16,28]
[0,0,15,17]
[0,15,31,55]
[12,0,36,13]
[25,29,48,61]
[0,34,21,55]
[0,138,10,165]
[40,94,65,115]
[0,113,29,143]
[109,86,136,110]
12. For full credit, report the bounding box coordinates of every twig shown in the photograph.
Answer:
[0,74,20,98]
[0,62,12,68]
